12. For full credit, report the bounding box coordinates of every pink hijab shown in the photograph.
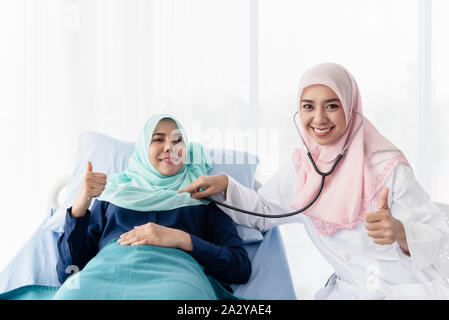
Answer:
[291,63,410,236]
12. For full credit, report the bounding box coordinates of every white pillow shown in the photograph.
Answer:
[42,131,263,243]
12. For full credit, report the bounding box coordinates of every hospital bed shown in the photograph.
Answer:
[0,131,297,300]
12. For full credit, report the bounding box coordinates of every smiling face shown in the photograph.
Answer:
[300,84,347,145]
[149,118,187,176]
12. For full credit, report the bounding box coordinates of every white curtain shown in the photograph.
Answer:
[0,0,448,297]
[0,0,252,272]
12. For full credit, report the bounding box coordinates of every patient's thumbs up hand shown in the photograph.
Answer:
[83,161,107,199]
[71,161,107,218]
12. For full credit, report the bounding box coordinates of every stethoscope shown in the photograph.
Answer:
[207,110,365,218]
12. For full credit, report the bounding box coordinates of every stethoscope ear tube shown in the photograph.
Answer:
[208,110,364,218]
[306,152,343,177]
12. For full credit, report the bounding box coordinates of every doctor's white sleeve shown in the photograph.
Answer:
[212,159,302,232]
[390,164,449,273]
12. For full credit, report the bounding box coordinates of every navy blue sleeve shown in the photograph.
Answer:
[188,203,251,285]
[56,200,107,284]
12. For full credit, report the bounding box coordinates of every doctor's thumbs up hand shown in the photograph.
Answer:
[364,188,409,254]
[71,161,107,218]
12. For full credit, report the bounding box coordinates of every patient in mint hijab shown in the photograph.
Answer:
[55,114,251,300]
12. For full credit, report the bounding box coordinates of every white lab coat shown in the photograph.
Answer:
[213,160,449,299]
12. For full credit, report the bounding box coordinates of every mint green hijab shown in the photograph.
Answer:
[97,114,213,212]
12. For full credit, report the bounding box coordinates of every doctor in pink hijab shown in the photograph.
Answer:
[179,62,449,299]
[292,63,410,248]
[180,62,411,253]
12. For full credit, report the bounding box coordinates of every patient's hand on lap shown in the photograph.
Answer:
[71,161,107,218]
[118,222,193,251]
